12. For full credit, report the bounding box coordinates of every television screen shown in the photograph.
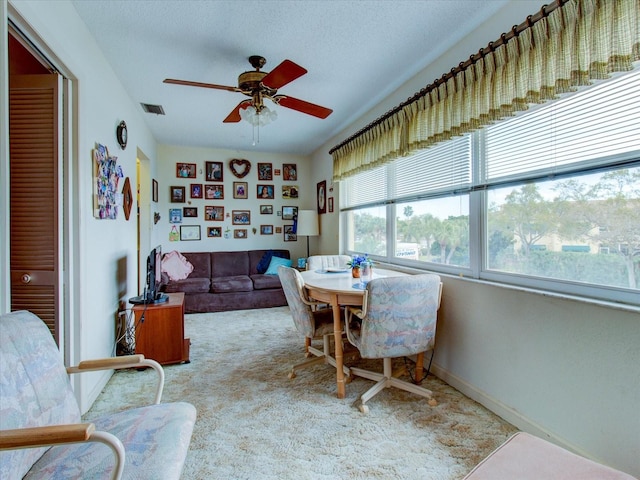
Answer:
[130,245,168,305]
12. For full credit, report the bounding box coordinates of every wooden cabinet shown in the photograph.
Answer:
[131,292,190,365]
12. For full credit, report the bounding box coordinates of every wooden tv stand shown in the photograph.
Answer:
[131,292,190,365]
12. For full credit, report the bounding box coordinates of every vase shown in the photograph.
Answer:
[351,267,361,278]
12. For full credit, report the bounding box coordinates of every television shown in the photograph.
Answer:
[129,245,169,305]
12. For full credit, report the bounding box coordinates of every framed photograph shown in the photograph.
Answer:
[169,208,182,224]
[282,185,299,199]
[180,225,201,241]
[191,183,203,199]
[170,186,186,203]
[274,168,281,176]
[233,182,248,199]
[152,179,158,203]
[207,226,222,238]
[205,184,224,199]
[257,184,274,199]
[205,161,223,182]
[204,205,224,221]
[232,210,251,225]
[183,207,198,217]
[257,162,273,180]
[234,229,248,239]
[260,205,273,215]
[283,163,297,181]
[284,224,297,241]
[275,226,282,234]
[328,197,334,213]
[176,163,196,178]
[282,206,298,220]
[260,225,273,235]
[317,180,327,214]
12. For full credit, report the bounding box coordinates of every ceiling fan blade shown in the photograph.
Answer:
[163,78,240,92]
[261,60,307,90]
[223,100,252,123]
[275,96,333,119]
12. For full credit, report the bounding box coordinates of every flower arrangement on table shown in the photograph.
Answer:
[347,254,372,278]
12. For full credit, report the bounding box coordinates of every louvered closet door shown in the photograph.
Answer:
[9,73,60,342]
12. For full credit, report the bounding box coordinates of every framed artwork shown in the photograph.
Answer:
[232,210,251,225]
[191,183,203,199]
[328,197,334,213]
[183,207,198,217]
[205,184,224,199]
[205,161,223,182]
[170,186,186,203]
[169,208,182,223]
[152,179,158,202]
[204,205,224,221]
[234,229,248,239]
[176,163,196,178]
[284,224,297,242]
[180,225,201,241]
[282,206,298,220]
[257,162,273,180]
[317,180,327,214]
[274,168,281,176]
[260,225,273,235]
[233,182,248,199]
[282,185,299,199]
[257,184,274,199]
[275,226,282,234]
[283,163,297,181]
[207,226,222,238]
[260,205,273,214]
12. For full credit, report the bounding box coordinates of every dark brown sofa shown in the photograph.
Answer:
[161,249,290,313]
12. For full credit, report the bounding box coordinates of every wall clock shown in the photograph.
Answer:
[116,120,127,150]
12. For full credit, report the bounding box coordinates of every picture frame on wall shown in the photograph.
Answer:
[232,210,251,225]
[260,205,273,214]
[282,206,298,220]
[207,226,222,237]
[260,225,273,235]
[180,225,201,241]
[191,183,203,199]
[257,162,273,180]
[205,184,224,199]
[183,207,198,217]
[205,161,224,182]
[328,197,334,213]
[284,224,297,241]
[152,179,158,202]
[282,185,299,199]
[283,163,297,181]
[317,180,327,214]
[233,182,248,199]
[176,163,196,178]
[204,205,224,221]
[257,184,274,199]
[169,208,182,223]
[234,229,248,239]
[170,186,186,203]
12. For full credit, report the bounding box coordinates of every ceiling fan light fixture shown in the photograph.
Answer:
[240,104,277,127]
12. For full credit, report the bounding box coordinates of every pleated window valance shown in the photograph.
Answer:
[331,0,640,181]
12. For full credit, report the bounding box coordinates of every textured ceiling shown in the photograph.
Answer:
[70,0,511,155]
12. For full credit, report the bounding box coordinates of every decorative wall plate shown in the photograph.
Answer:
[116,120,127,150]
[229,158,251,178]
[122,177,133,220]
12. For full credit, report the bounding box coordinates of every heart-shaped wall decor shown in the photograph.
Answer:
[229,159,251,178]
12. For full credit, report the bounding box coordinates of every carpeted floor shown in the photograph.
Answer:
[84,306,517,479]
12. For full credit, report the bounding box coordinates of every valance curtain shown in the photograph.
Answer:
[331,0,640,181]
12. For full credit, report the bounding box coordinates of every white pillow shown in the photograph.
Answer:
[162,251,194,281]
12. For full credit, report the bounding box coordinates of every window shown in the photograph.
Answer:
[342,68,640,306]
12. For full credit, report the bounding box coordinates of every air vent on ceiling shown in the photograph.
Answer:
[140,103,165,115]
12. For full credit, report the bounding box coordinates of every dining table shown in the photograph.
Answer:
[300,267,405,398]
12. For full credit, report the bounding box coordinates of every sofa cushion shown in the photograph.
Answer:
[212,251,249,277]
[211,275,253,293]
[251,273,283,290]
[265,256,292,274]
[162,251,194,281]
[180,252,212,279]
[163,277,210,294]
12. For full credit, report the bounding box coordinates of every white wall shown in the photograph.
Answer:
[309,1,640,476]
[5,0,159,412]
[156,144,313,260]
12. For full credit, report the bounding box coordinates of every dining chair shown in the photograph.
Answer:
[277,266,351,380]
[344,273,443,413]
[306,255,351,271]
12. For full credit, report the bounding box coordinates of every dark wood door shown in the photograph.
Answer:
[9,73,60,342]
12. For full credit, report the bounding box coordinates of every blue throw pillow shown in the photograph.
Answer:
[257,250,286,274]
[264,256,292,275]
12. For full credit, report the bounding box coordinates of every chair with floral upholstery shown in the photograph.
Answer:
[344,274,443,413]
[277,266,351,381]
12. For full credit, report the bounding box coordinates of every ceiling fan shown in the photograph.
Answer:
[163,55,333,123]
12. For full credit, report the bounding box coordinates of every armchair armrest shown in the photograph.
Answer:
[67,355,164,404]
[0,424,125,480]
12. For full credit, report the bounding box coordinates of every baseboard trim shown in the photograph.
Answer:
[431,363,596,462]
